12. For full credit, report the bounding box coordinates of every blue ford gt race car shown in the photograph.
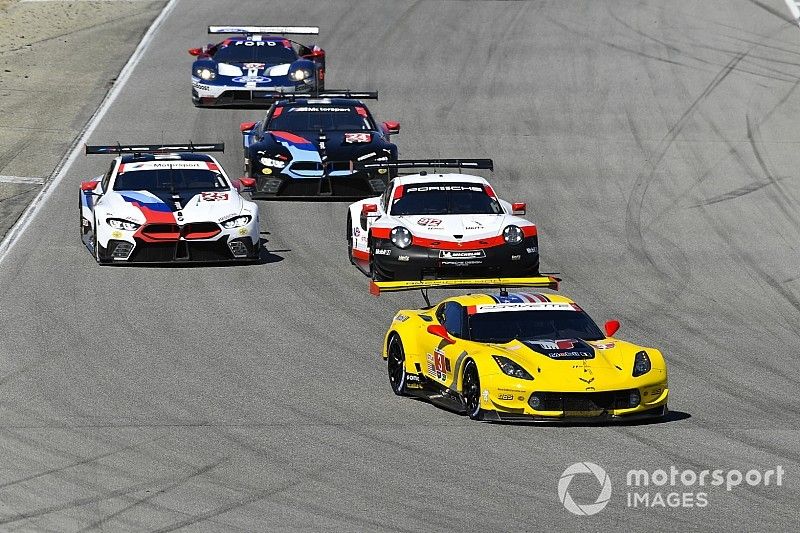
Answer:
[190,26,325,108]
[240,92,400,199]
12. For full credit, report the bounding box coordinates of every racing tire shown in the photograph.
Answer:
[346,214,354,265]
[387,334,408,396]
[462,360,484,420]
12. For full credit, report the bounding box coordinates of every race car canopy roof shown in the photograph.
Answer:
[208,26,319,35]
[370,276,560,295]
[85,143,224,155]
[354,159,494,172]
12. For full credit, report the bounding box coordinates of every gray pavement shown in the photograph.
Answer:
[0,0,166,238]
[0,0,799,531]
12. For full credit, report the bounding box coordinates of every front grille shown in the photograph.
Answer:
[127,238,239,262]
[529,390,636,413]
[183,222,220,240]
[141,224,180,240]
[290,162,324,172]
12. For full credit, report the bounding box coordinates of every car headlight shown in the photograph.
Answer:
[289,68,312,81]
[194,67,216,81]
[503,225,523,245]
[492,355,534,380]
[259,156,286,169]
[222,215,252,229]
[632,350,651,377]
[107,218,141,231]
[389,226,412,249]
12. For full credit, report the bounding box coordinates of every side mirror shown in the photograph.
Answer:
[81,181,98,192]
[426,324,454,345]
[240,122,257,133]
[383,121,400,135]
[511,202,526,216]
[361,203,378,216]
[188,47,203,56]
[604,319,620,337]
[238,177,256,191]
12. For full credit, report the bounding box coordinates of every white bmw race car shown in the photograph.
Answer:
[79,143,261,263]
[346,159,540,281]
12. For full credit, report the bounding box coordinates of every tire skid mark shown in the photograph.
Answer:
[78,457,229,532]
[0,458,227,527]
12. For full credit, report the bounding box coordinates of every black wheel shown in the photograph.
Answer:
[387,335,408,396]
[346,214,354,264]
[462,360,483,420]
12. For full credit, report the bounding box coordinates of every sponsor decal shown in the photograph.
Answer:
[406,374,421,382]
[441,260,483,266]
[406,185,482,193]
[238,227,248,236]
[232,76,271,83]
[439,250,485,259]
[393,313,409,322]
[497,393,514,401]
[344,132,372,143]
[260,156,286,168]
[523,339,595,360]
[288,107,351,112]
[511,254,522,260]
[193,82,211,91]
[232,40,277,47]
[243,62,266,69]
[475,302,575,313]
[111,230,123,239]
[417,217,442,227]
[201,192,229,201]
[591,342,615,350]
[353,227,361,237]
[374,248,392,256]
[526,247,538,254]
[120,161,211,172]
[398,255,410,261]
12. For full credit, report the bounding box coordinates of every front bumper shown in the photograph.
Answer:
[250,171,388,200]
[192,78,315,107]
[98,236,259,263]
[480,378,669,423]
[371,236,539,280]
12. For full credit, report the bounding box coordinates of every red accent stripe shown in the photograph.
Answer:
[117,164,125,174]
[371,227,391,239]
[352,249,370,261]
[356,107,367,117]
[467,305,477,315]
[206,162,219,172]
[412,234,506,250]
[519,293,537,302]
[484,185,496,198]
[393,185,404,199]
[184,229,220,240]
[272,106,283,118]
[522,225,537,237]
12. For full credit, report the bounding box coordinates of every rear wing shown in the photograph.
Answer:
[85,143,225,155]
[272,90,378,103]
[208,26,319,35]
[370,276,561,296]
[354,159,493,172]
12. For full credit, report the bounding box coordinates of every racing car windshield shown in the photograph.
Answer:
[213,41,298,64]
[267,106,373,131]
[114,169,228,191]
[467,310,605,343]
[391,183,502,216]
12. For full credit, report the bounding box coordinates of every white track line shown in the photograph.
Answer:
[0,175,44,185]
[0,0,178,264]
[785,0,800,25]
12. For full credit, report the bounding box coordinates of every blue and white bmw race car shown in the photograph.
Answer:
[190,26,325,107]
[79,143,261,264]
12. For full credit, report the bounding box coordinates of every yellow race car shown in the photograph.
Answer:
[374,278,668,422]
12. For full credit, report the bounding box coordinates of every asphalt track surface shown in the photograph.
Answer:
[0,0,799,531]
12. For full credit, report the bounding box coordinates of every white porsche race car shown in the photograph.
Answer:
[79,143,261,264]
[346,159,540,281]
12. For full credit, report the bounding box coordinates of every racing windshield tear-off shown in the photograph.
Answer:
[267,106,373,132]
[114,169,227,191]
[391,182,503,216]
[213,41,298,64]
[467,309,605,343]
